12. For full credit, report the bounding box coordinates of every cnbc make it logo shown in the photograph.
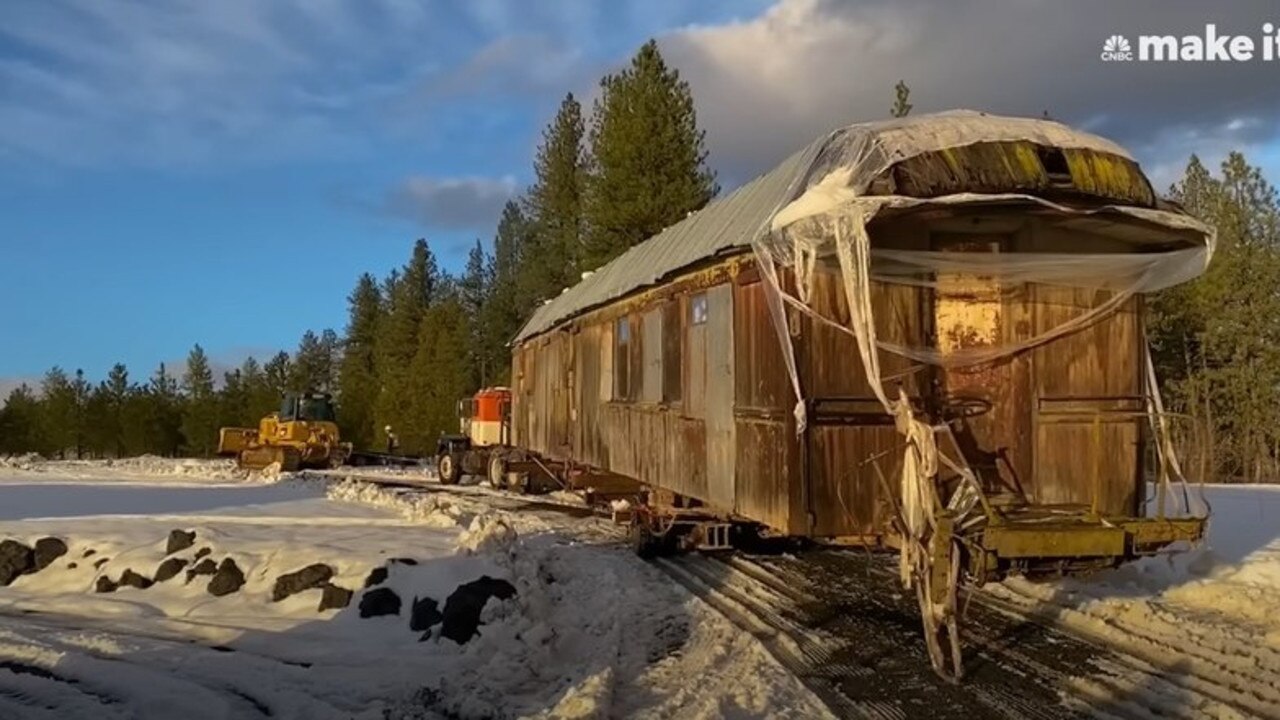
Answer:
[1101,35,1133,61]
[1103,24,1280,62]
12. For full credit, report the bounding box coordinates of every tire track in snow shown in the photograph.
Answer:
[0,613,345,719]
[736,549,1261,719]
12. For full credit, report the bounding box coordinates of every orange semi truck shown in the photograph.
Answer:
[435,387,512,485]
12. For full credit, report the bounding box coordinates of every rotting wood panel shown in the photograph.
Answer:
[800,266,927,537]
[662,299,683,404]
[1031,287,1142,514]
[733,277,802,533]
[575,325,606,467]
[598,404,707,501]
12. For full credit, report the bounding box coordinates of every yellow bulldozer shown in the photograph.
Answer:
[217,392,351,471]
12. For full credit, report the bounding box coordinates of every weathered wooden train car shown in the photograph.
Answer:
[508,112,1211,625]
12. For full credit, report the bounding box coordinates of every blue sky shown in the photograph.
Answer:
[3,0,1279,393]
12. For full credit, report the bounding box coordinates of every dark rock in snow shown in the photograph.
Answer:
[0,540,35,586]
[363,566,388,588]
[33,537,68,571]
[441,576,516,644]
[185,558,217,583]
[272,564,334,602]
[118,569,153,590]
[358,587,402,618]
[93,557,110,569]
[95,576,118,593]
[409,596,443,632]
[318,582,353,611]
[389,557,417,566]
[207,559,245,597]
[67,562,77,570]
[154,558,188,583]
[82,548,97,558]
[166,529,196,555]
[194,547,211,560]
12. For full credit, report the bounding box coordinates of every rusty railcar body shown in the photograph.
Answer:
[509,112,1210,597]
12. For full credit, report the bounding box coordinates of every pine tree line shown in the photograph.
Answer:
[1149,152,1280,483]
[0,39,717,460]
[0,335,341,459]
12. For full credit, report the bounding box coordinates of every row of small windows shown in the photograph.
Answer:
[611,291,708,407]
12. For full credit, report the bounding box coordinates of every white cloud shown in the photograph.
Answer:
[383,175,519,231]
[660,0,1280,185]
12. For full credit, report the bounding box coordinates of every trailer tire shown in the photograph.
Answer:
[488,454,507,489]
[630,522,661,560]
[437,452,463,485]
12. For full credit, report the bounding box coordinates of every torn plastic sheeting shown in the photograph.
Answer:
[754,195,1215,397]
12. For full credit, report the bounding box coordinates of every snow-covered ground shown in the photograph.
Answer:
[986,484,1280,717]
[0,457,830,720]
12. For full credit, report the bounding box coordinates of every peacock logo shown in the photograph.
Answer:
[1101,35,1134,61]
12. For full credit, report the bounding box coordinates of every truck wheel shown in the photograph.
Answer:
[488,454,507,489]
[437,452,463,485]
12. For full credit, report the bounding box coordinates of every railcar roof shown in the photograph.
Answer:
[513,110,1142,344]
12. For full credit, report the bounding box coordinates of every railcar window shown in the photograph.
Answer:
[614,316,630,401]
[691,293,708,325]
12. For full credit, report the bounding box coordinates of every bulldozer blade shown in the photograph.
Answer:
[237,446,302,472]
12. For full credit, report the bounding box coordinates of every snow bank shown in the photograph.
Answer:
[0,469,830,719]
[326,479,465,528]
[0,455,252,485]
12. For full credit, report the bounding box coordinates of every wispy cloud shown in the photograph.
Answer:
[0,0,461,168]
[383,175,518,232]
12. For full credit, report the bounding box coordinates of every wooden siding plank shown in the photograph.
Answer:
[705,284,736,511]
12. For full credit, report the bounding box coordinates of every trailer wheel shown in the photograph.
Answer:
[488,454,507,489]
[631,521,662,560]
[437,452,463,485]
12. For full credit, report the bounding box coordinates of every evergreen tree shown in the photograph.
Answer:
[147,363,183,456]
[264,351,293,400]
[583,39,717,269]
[181,344,218,456]
[460,239,495,386]
[39,367,75,458]
[319,328,340,393]
[292,330,327,392]
[0,385,41,454]
[83,383,114,457]
[104,363,130,457]
[891,80,913,118]
[1151,152,1280,481]
[408,293,472,453]
[375,239,440,445]
[337,273,384,449]
[524,93,587,298]
[241,356,276,423]
[70,368,90,458]
[487,200,534,384]
[219,368,247,430]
